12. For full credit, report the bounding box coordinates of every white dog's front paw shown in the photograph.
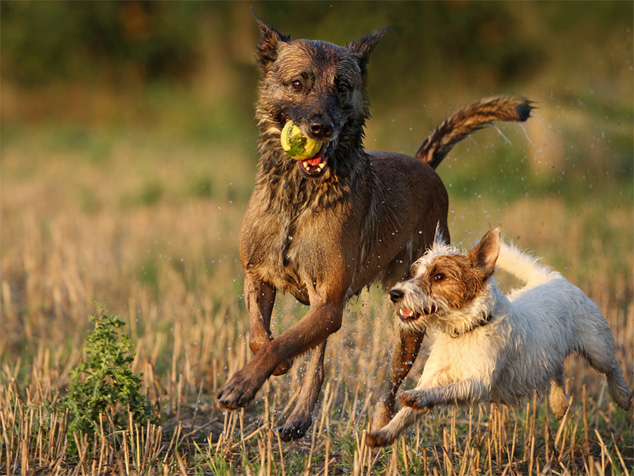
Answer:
[401,390,432,409]
[365,430,396,447]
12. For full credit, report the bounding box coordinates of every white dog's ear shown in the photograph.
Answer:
[468,227,501,276]
[433,223,449,247]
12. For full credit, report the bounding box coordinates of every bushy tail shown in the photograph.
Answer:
[496,241,555,286]
[417,96,533,169]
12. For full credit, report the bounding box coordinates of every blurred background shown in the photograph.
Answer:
[3,1,632,201]
[3,1,632,194]
[2,0,633,406]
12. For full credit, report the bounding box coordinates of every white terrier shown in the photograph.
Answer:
[366,227,632,447]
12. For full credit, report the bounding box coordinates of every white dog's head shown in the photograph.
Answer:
[390,227,500,336]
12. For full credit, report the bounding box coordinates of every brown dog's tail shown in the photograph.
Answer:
[416,95,533,169]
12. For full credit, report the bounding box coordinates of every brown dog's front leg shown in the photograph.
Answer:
[278,340,327,441]
[372,325,424,429]
[217,299,344,410]
[244,275,291,376]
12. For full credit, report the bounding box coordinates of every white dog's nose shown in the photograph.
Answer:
[389,288,404,303]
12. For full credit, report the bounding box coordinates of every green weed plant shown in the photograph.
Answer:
[61,306,158,455]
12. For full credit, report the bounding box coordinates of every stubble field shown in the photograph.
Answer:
[1,3,633,475]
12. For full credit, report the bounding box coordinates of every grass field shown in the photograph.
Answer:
[2,4,633,474]
[2,87,632,475]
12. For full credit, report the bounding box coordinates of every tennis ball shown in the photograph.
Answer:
[280,121,323,160]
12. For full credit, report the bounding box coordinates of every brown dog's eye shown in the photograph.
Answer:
[433,273,445,282]
[337,83,348,93]
[291,80,303,90]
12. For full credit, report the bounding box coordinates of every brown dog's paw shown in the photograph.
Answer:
[217,371,259,410]
[365,430,393,448]
[277,415,312,442]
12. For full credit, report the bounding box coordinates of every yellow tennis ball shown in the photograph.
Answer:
[280,121,323,160]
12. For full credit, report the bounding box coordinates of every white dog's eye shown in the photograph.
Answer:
[433,273,445,282]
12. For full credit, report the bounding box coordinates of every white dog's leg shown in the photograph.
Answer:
[400,378,488,410]
[574,307,632,411]
[365,405,426,447]
[549,374,569,420]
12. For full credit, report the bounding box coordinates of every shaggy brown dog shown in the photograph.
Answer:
[217,13,532,441]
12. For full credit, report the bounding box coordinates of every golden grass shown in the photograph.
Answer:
[1,117,632,474]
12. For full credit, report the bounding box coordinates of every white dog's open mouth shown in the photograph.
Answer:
[398,308,419,322]
[398,306,437,322]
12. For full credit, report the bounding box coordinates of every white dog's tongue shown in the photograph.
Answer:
[400,308,414,318]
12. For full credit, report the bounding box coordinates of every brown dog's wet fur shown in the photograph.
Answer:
[217,11,533,441]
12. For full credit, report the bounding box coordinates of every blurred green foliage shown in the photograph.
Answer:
[1,1,204,84]
[2,2,629,90]
[2,1,632,200]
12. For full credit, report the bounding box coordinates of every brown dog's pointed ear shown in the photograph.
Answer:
[251,8,290,70]
[347,26,389,73]
[347,26,390,56]
[468,227,501,277]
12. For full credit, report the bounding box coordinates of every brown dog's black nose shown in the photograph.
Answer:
[310,118,334,139]
[389,288,404,303]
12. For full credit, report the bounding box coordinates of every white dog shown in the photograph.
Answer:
[366,227,632,447]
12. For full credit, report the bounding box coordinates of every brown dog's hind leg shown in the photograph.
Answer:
[245,275,292,376]
[372,325,424,429]
[278,340,327,441]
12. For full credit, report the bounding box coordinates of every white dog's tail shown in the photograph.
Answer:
[496,242,556,285]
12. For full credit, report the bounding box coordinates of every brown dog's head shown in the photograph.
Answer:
[252,10,388,179]
[389,227,500,335]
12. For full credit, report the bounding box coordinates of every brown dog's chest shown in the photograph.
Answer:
[254,222,313,302]
[240,194,355,303]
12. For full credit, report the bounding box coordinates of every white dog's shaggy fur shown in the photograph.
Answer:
[366,227,632,447]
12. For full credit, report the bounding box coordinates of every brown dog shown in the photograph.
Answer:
[217,12,532,441]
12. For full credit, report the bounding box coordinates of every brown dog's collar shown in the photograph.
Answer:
[449,312,493,338]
